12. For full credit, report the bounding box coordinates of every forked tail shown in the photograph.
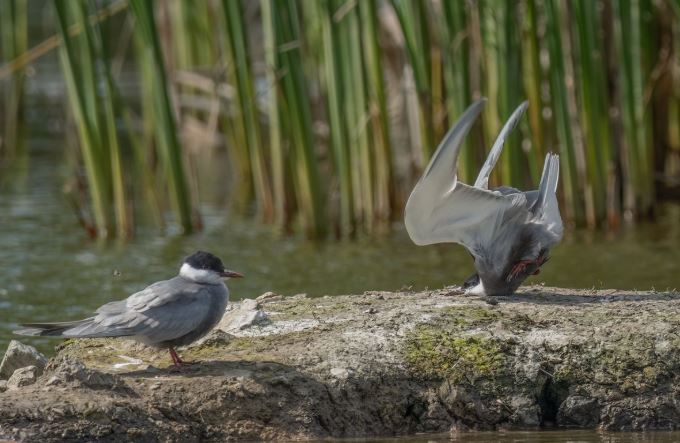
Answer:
[14,318,94,337]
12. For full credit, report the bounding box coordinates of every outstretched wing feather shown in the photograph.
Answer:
[422,183,525,249]
[405,98,527,253]
[473,101,528,189]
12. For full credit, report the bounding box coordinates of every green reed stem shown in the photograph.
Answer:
[222,0,274,221]
[0,0,27,162]
[440,0,474,182]
[545,0,582,222]
[572,0,612,224]
[321,0,353,237]
[55,0,111,237]
[391,0,434,167]
[273,0,326,237]
[521,0,544,184]
[261,0,287,231]
[360,0,393,226]
[129,0,194,233]
[613,0,654,217]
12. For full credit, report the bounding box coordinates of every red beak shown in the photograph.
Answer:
[220,270,244,278]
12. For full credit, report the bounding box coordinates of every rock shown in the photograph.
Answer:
[6,366,39,390]
[0,286,679,441]
[330,367,350,380]
[45,358,126,392]
[557,395,600,427]
[0,380,7,392]
[510,395,540,426]
[217,299,269,332]
[0,340,48,380]
[191,329,235,347]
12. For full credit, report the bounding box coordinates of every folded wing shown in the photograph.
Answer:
[22,280,216,344]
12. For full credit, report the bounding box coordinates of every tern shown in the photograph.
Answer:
[15,251,243,367]
[405,98,563,296]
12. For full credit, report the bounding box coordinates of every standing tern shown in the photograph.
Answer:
[405,98,563,296]
[15,251,243,367]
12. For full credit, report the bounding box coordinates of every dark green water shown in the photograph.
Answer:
[1,133,679,355]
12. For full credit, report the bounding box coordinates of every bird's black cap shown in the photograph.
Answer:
[184,251,225,273]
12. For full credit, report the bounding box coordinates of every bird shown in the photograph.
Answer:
[404,98,563,296]
[14,251,243,367]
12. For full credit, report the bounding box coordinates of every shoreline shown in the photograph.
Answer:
[1,286,680,441]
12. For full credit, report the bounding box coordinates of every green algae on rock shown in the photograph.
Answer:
[403,328,505,381]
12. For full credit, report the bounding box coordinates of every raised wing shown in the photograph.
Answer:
[473,101,528,189]
[530,153,563,238]
[405,98,526,254]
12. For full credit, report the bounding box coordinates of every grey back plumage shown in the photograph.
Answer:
[16,276,229,348]
[404,98,563,295]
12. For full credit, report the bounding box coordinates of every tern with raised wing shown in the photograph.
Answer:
[405,98,563,296]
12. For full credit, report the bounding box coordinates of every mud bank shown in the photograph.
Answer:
[1,286,680,442]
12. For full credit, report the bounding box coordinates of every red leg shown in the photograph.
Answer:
[169,347,184,366]
[506,259,533,282]
[508,254,549,281]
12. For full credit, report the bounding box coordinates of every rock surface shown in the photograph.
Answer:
[6,366,39,390]
[1,286,680,441]
[0,340,47,380]
[216,298,269,333]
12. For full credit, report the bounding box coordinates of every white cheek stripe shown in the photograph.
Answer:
[180,263,222,284]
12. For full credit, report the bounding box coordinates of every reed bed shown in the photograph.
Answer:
[0,0,27,164]
[1,0,680,238]
[55,0,130,238]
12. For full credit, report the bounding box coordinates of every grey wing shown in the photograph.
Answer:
[66,280,214,343]
[405,98,527,255]
[530,153,563,239]
[473,101,528,189]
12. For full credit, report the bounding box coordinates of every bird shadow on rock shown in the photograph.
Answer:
[119,359,289,379]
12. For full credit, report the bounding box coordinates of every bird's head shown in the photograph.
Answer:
[180,251,244,284]
[467,262,537,297]
[466,234,548,297]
